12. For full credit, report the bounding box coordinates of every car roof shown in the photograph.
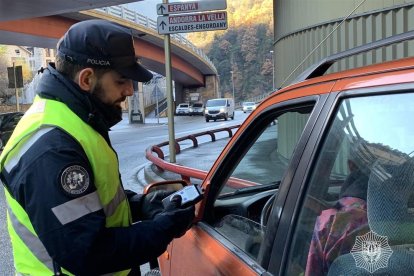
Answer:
[269,30,414,100]
[277,56,414,96]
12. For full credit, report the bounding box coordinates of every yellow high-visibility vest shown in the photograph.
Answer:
[1,96,131,275]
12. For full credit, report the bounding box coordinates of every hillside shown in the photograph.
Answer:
[187,0,274,101]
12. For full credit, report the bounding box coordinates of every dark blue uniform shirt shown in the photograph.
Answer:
[2,65,176,275]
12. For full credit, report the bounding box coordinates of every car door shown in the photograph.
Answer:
[158,84,334,275]
[278,85,414,275]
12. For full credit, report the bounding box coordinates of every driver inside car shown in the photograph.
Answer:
[305,158,370,276]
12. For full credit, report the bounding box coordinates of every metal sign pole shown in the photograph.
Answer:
[164,0,176,163]
[13,62,20,112]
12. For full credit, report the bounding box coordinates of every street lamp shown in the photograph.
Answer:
[230,70,235,100]
[270,50,275,90]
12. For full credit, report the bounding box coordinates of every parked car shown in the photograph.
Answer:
[242,101,257,113]
[189,102,205,116]
[204,98,235,122]
[175,103,190,115]
[0,111,24,149]
[146,32,414,275]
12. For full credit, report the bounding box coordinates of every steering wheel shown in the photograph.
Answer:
[260,194,277,227]
[260,194,330,227]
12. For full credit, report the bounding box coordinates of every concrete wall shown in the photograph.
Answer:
[273,1,414,88]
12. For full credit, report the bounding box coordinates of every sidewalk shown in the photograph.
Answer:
[118,111,233,188]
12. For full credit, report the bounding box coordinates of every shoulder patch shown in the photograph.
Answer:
[60,165,90,197]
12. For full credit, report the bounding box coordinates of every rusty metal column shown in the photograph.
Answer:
[163,0,176,163]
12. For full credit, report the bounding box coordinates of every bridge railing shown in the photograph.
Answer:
[145,124,255,188]
[96,6,216,72]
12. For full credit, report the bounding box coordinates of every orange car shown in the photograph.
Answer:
[147,31,414,275]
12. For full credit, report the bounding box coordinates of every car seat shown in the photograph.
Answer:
[327,158,414,275]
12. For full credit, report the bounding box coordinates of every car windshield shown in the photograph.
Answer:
[179,104,189,108]
[193,103,203,108]
[206,99,226,107]
[244,102,255,106]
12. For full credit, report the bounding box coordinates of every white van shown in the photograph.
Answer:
[204,98,235,122]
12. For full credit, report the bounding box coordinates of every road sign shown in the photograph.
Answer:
[7,65,23,88]
[157,0,227,15]
[157,11,227,35]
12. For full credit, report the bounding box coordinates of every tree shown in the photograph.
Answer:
[188,0,274,101]
[0,46,10,103]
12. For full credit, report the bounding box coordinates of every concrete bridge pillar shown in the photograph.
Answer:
[180,75,220,104]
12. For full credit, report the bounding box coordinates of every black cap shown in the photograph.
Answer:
[57,19,153,82]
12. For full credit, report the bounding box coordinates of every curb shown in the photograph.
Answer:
[132,163,168,190]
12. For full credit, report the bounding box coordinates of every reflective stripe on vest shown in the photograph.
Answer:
[5,193,54,272]
[1,97,131,276]
[51,185,127,225]
[51,191,102,225]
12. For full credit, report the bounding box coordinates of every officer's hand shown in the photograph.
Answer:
[161,195,195,238]
[140,190,174,219]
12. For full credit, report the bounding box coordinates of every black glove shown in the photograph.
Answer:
[140,190,174,219]
[128,190,174,221]
[159,195,195,238]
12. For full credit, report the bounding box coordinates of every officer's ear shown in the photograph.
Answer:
[77,68,97,92]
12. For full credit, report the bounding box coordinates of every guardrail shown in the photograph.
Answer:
[96,6,217,73]
[145,125,256,188]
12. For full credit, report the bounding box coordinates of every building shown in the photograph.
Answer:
[26,47,56,72]
[273,1,414,89]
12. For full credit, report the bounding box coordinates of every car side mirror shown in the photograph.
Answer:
[227,103,230,106]
[143,180,188,195]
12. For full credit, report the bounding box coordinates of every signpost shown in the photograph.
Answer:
[157,11,227,35]
[7,63,23,112]
[157,0,227,162]
[157,0,227,15]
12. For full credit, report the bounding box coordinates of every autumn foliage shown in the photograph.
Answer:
[188,0,274,101]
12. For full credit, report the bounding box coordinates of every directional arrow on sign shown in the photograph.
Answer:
[157,5,166,15]
[159,20,167,30]
[156,0,227,15]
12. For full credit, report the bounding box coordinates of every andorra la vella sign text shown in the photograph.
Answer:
[156,0,228,35]
[157,11,227,35]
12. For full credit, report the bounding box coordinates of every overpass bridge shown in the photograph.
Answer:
[0,4,219,104]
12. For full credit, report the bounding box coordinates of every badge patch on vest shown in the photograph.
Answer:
[60,165,90,196]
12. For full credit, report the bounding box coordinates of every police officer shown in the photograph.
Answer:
[0,19,195,275]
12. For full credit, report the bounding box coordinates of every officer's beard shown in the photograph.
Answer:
[90,83,123,129]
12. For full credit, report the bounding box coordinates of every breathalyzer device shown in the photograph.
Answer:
[162,184,203,208]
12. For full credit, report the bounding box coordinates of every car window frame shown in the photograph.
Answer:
[276,82,414,275]
[200,94,328,272]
